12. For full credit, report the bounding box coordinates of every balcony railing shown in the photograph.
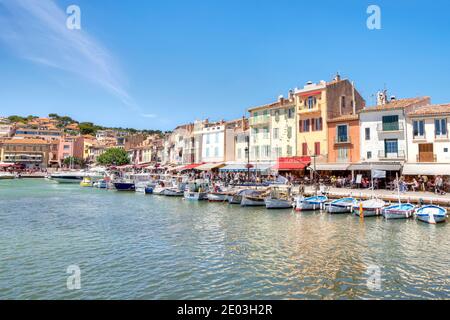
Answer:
[378,150,406,159]
[298,104,322,114]
[249,116,270,126]
[377,122,404,132]
[334,136,351,144]
[416,154,437,163]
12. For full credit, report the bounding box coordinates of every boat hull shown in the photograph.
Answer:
[241,196,265,207]
[228,195,242,204]
[51,176,83,183]
[114,182,136,191]
[353,207,382,217]
[145,187,154,194]
[416,205,447,224]
[265,198,293,209]
[207,193,228,202]
[416,215,447,224]
[164,189,184,197]
[327,204,353,214]
[184,192,208,201]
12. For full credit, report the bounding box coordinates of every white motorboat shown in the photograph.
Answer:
[327,198,356,214]
[0,172,15,180]
[294,196,328,211]
[184,191,208,200]
[353,198,386,217]
[207,192,229,202]
[264,198,293,209]
[164,188,184,197]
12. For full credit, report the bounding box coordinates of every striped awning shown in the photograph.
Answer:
[348,163,402,171]
[219,163,249,172]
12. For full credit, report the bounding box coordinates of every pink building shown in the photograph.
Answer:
[58,136,84,167]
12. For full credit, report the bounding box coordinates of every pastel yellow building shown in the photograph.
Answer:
[248,92,297,164]
[295,75,365,163]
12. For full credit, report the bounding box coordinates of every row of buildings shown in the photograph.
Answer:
[0,117,160,169]
[1,74,449,178]
[154,74,450,177]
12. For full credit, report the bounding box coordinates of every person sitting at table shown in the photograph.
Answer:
[411,178,419,192]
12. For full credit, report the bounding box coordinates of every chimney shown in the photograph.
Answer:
[278,95,284,105]
[334,72,341,82]
[390,96,397,102]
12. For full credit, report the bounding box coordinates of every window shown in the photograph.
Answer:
[206,135,210,144]
[302,119,310,132]
[273,147,282,158]
[263,145,270,158]
[365,127,371,140]
[237,148,242,159]
[385,139,398,155]
[307,96,316,109]
[302,143,308,156]
[273,128,279,139]
[435,119,448,137]
[253,111,258,117]
[287,108,295,119]
[340,96,346,112]
[64,145,70,150]
[206,148,210,157]
[287,126,292,139]
[263,127,269,139]
[413,120,425,138]
[444,148,449,153]
[337,147,349,161]
[252,128,259,135]
[367,151,372,160]
[337,125,348,142]
[274,110,280,122]
[312,118,323,131]
[254,146,260,159]
[215,133,219,143]
[214,147,219,157]
[314,142,320,156]
[382,115,399,131]
[287,145,293,156]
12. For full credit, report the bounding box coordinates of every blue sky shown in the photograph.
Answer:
[0,0,449,130]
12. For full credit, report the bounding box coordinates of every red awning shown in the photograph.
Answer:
[273,157,311,171]
[180,163,204,171]
[0,163,13,168]
[298,90,322,97]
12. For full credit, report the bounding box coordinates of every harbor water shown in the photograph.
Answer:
[0,179,449,299]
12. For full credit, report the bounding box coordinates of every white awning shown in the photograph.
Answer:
[402,163,450,176]
[348,162,402,171]
[195,163,225,171]
[308,163,350,171]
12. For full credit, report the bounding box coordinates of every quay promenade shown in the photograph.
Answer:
[304,186,450,209]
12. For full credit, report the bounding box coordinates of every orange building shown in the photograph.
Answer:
[327,114,360,165]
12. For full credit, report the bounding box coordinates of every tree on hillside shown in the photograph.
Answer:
[97,148,130,166]
[8,115,27,123]
[79,122,100,135]
[49,113,60,119]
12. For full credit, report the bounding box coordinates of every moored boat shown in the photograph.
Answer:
[80,177,93,187]
[164,188,184,197]
[327,197,356,214]
[93,179,108,189]
[153,186,168,195]
[184,191,208,200]
[0,172,15,180]
[113,181,136,191]
[294,195,328,211]
[353,198,386,217]
[241,195,266,207]
[207,192,228,202]
[382,203,415,220]
[264,198,293,209]
[415,205,447,224]
[145,186,154,194]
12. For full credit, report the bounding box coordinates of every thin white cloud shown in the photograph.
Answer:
[0,0,136,109]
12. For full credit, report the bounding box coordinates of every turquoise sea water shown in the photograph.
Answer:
[0,179,448,300]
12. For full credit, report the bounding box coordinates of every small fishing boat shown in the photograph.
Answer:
[265,198,293,209]
[184,191,208,200]
[415,205,447,224]
[80,177,93,187]
[327,197,356,214]
[153,186,168,195]
[164,188,184,197]
[0,172,15,180]
[353,199,386,217]
[228,190,246,204]
[241,190,266,207]
[113,181,136,191]
[294,195,328,211]
[144,186,154,194]
[207,192,229,202]
[382,203,415,220]
[93,179,108,189]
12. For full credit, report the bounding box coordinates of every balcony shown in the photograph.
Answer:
[413,134,426,141]
[416,154,437,163]
[249,116,270,126]
[378,150,406,160]
[334,136,351,145]
[298,104,322,115]
[377,122,404,133]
